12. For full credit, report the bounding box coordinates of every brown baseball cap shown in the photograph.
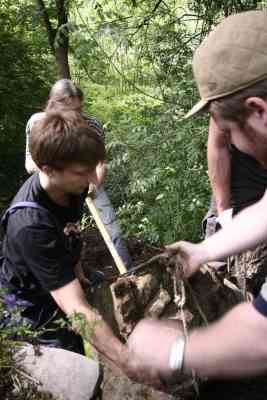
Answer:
[185,10,267,119]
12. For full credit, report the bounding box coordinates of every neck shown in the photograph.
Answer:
[39,172,69,207]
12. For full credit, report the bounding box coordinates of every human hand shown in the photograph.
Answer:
[165,241,204,278]
[125,318,184,389]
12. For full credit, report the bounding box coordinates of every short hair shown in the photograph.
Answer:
[209,79,267,126]
[29,110,105,170]
[45,79,83,111]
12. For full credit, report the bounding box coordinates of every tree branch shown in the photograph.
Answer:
[36,0,56,53]
[56,0,68,27]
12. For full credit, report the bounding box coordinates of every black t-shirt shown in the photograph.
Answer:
[230,145,267,213]
[2,173,86,309]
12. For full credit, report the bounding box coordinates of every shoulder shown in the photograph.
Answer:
[7,180,56,233]
[10,206,56,233]
[26,112,45,132]
[82,114,103,130]
[8,208,60,255]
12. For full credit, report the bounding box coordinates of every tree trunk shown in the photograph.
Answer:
[36,0,71,79]
[55,42,71,79]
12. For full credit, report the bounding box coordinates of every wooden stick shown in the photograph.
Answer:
[85,195,127,275]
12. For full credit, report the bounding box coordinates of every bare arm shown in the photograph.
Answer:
[127,191,267,383]
[208,117,231,214]
[166,190,267,276]
[127,302,267,384]
[184,301,267,377]
[199,189,267,264]
[50,279,127,368]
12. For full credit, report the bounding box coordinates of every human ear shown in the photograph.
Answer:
[41,165,54,177]
[245,97,267,125]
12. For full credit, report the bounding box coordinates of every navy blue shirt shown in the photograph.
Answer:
[1,173,86,321]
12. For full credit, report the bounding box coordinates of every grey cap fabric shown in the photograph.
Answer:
[185,11,267,118]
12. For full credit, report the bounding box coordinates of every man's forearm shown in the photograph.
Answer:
[51,280,127,369]
[184,302,267,378]
[208,118,231,214]
[208,151,231,213]
[80,307,126,367]
[198,191,267,263]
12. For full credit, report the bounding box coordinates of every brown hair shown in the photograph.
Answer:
[29,110,105,170]
[209,79,267,126]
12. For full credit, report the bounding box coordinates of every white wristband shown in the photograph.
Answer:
[168,335,185,371]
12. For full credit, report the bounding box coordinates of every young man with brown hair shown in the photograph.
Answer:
[126,10,267,387]
[25,79,132,271]
[0,110,134,376]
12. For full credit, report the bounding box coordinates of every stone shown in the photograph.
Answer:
[15,343,101,400]
[135,274,159,307]
[110,273,160,338]
[145,288,171,318]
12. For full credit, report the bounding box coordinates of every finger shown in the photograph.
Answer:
[164,242,181,253]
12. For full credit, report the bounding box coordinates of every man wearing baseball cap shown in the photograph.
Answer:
[126,10,267,387]
[200,11,267,295]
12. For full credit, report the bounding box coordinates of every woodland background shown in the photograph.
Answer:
[3,0,267,245]
[2,1,267,398]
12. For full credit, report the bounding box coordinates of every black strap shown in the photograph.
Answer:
[1,201,52,231]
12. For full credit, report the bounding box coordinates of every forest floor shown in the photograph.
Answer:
[81,226,267,400]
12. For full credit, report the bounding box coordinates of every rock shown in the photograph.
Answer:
[135,274,159,307]
[15,344,101,400]
[110,277,141,337]
[145,288,171,318]
[110,273,160,338]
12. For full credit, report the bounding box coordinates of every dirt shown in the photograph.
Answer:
[81,227,267,400]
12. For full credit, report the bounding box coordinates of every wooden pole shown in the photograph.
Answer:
[85,195,127,275]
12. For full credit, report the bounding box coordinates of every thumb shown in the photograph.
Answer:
[165,241,182,253]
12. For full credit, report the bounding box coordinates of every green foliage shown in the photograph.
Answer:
[108,104,209,244]
[73,0,267,245]
[0,1,55,194]
[0,292,57,399]
[81,77,209,244]
[188,0,266,37]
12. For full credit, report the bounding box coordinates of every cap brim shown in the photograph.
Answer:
[183,98,209,119]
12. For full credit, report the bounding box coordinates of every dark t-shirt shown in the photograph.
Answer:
[1,173,86,318]
[230,144,267,213]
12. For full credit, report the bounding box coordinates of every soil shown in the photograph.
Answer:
[1,203,267,399]
[81,227,267,400]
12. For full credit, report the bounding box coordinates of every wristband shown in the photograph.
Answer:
[168,335,185,371]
